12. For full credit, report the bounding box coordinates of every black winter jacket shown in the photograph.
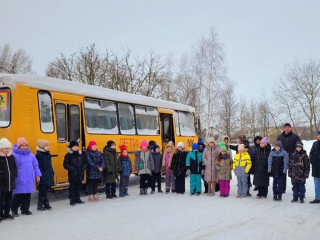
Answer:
[309,140,320,178]
[0,153,17,192]
[36,148,55,187]
[277,131,301,157]
[252,144,271,187]
[63,149,86,181]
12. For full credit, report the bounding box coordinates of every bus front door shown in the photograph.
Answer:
[54,100,83,187]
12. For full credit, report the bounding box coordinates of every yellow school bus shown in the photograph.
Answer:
[0,74,198,190]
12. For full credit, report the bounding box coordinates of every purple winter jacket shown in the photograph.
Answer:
[12,145,42,194]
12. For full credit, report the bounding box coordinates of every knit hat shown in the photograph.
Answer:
[198,138,205,147]
[107,140,116,148]
[260,137,268,145]
[192,143,199,151]
[119,145,127,153]
[177,142,185,148]
[88,141,97,150]
[17,137,28,148]
[284,123,291,128]
[207,137,215,143]
[153,144,160,152]
[238,144,245,152]
[220,146,228,153]
[148,140,156,147]
[317,130,320,135]
[296,142,303,148]
[37,139,50,149]
[140,140,148,147]
[274,140,282,148]
[69,140,79,149]
[0,138,12,149]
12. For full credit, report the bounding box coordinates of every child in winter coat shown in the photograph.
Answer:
[268,140,289,202]
[85,141,105,202]
[171,142,188,194]
[36,139,54,211]
[11,137,41,216]
[162,141,175,193]
[118,145,132,197]
[63,140,86,206]
[103,140,121,199]
[135,140,155,195]
[215,144,233,197]
[289,142,310,203]
[186,143,204,196]
[233,144,252,199]
[0,138,17,221]
[151,145,163,194]
[252,137,271,199]
[203,137,220,196]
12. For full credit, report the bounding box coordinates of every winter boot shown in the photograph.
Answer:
[75,198,85,204]
[111,194,118,198]
[151,190,155,194]
[4,214,14,220]
[70,198,76,206]
[165,189,170,194]
[273,195,278,201]
[277,195,282,202]
[11,210,19,217]
[144,188,148,195]
[206,187,211,196]
[140,188,144,196]
[0,215,3,222]
[37,200,46,211]
[309,199,320,204]
[247,187,252,197]
[300,198,305,203]
[119,192,125,197]
[88,195,95,202]
[196,192,201,196]
[21,210,32,215]
[204,182,208,194]
[43,200,52,210]
[158,190,163,193]
[211,187,215,197]
[93,194,100,202]
[291,198,298,203]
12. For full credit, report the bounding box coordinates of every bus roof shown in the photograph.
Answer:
[0,74,195,113]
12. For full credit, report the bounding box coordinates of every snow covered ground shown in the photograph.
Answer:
[1,140,320,240]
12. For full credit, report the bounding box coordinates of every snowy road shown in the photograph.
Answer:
[1,141,320,240]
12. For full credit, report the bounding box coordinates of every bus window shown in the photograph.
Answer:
[56,104,67,142]
[0,88,10,128]
[69,105,80,142]
[176,111,196,137]
[135,106,159,135]
[163,116,170,141]
[174,111,180,136]
[118,103,135,135]
[38,91,54,133]
[84,99,118,134]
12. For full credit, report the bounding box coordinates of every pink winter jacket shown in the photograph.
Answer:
[202,145,220,182]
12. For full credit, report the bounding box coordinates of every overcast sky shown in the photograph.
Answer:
[1,0,320,98]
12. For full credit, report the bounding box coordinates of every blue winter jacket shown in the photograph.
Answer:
[86,150,105,179]
[186,151,203,174]
[268,148,289,176]
[119,156,132,177]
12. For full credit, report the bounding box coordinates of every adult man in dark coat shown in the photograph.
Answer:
[309,131,320,203]
[277,123,301,193]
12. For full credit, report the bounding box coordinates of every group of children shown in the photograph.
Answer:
[0,135,312,223]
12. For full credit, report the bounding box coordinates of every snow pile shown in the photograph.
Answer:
[1,140,320,240]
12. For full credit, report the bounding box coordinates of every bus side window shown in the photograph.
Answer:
[56,104,67,142]
[38,91,54,133]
